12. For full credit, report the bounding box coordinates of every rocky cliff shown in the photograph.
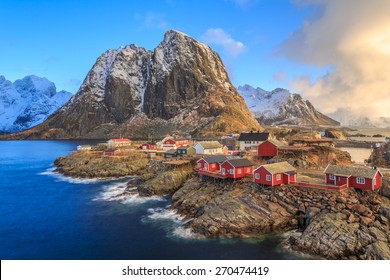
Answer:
[237,85,339,127]
[13,30,261,139]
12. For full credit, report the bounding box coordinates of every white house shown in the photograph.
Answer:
[194,141,226,155]
[237,132,270,150]
[77,145,92,151]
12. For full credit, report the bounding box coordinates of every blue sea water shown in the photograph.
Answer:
[0,140,301,260]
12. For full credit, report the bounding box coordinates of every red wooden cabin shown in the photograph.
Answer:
[257,139,284,157]
[324,165,383,190]
[141,142,156,150]
[220,158,254,179]
[253,161,296,186]
[196,155,228,172]
[162,138,189,149]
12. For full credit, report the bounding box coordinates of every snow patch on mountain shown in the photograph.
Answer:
[237,84,339,126]
[0,75,72,133]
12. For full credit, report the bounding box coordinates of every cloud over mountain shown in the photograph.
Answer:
[281,0,390,126]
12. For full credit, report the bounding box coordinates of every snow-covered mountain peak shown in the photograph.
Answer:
[0,75,72,133]
[237,84,339,126]
[14,75,57,98]
[14,30,261,138]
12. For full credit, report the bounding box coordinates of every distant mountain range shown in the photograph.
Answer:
[237,84,340,127]
[0,75,72,133]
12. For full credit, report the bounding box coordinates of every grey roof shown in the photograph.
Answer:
[259,161,296,174]
[324,165,382,179]
[165,149,178,154]
[202,155,228,164]
[197,141,223,149]
[226,158,254,167]
[238,132,269,141]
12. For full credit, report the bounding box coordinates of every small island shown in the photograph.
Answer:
[53,133,390,260]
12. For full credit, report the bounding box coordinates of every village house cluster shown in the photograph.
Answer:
[76,132,383,191]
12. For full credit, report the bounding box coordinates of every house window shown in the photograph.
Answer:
[211,163,215,168]
[255,173,260,179]
[329,174,335,180]
[266,175,271,181]
[205,163,208,169]
[222,168,226,174]
[245,141,251,144]
[276,174,281,180]
[197,163,201,168]
[229,169,234,175]
[237,169,242,174]
[246,167,250,172]
[357,177,365,184]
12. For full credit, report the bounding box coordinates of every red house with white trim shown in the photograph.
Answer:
[253,161,296,186]
[162,138,189,150]
[257,139,284,157]
[324,165,383,190]
[220,158,254,179]
[141,142,156,150]
[196,155,228,172]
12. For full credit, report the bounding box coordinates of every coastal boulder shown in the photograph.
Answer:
[138,169,193,196]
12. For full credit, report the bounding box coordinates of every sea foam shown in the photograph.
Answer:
[93,181,165,205]
[144,207,200,239]
[38,167,105,184]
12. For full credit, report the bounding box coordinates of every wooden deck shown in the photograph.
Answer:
[196,168,228,179]
[195,168,253,179]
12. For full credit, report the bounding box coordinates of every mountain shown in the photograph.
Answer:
[237,85,340,127]
[12,30,261,139]
[0,75,72,133]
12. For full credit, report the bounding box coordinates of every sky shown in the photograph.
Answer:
[0,0,389,123]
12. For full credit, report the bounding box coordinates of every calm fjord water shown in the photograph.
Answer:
[0,140,299,260]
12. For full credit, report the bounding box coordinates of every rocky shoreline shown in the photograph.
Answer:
[54,153,390,260]
[168,176,389,259]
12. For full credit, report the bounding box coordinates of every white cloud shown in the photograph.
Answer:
[281,0,390,125]
[202,28,246,58]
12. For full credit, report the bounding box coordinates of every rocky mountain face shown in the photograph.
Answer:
[15,30,261,139]
[0,75,72,133]
[237,84,340,127]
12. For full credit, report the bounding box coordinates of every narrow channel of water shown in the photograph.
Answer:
[339,147,372,164]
